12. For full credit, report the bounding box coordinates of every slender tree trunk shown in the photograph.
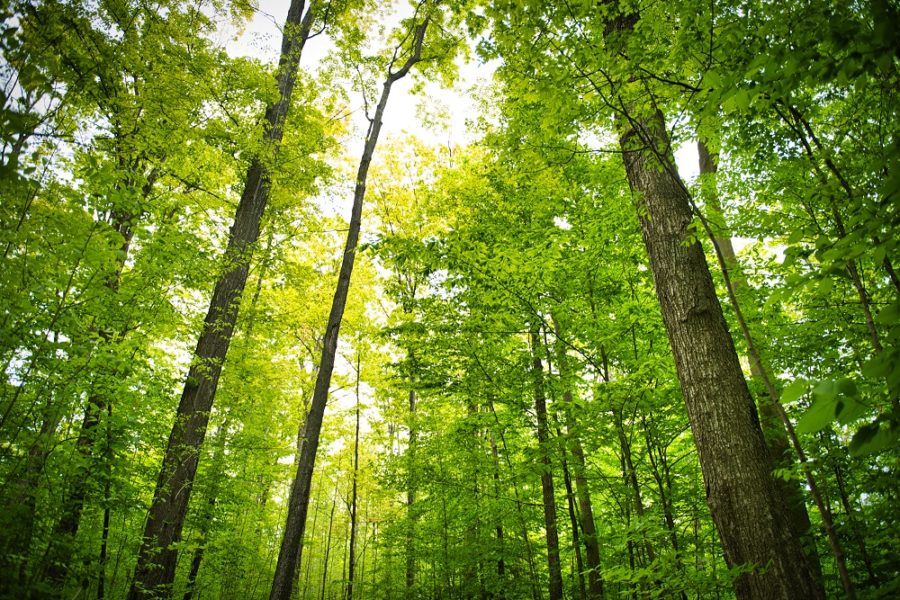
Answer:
[182,423,229,600]
[268,18,432,600]
[127,3,318,597]
[530,330,564,600]
[602,6,821,597]
[48,169,159,588]
[552,318,604,598]
[347,357,361,600]
[321,485,338,600]
[97,477,111,600]
[406,388,417,596]
[831,458,876,584]
[559,429,587,600]
[302,473,326,600]
[487,397,541,600]
[489,434,506,584]
[613,409,656,564]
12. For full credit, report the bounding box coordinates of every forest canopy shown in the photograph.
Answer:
[0,0,898,599]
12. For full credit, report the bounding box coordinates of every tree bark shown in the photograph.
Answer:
[127,3,318,597]
[552,318,604,598]
[558,427,587,600]
[347,357,361,600]
[406,389,418,595]
[530,330,564,600]
[697,140,824,584]
[267,17,432,600]
[604,7,821,597]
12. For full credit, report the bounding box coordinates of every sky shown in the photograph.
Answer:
[221,0,490,151]
[220,0,704,179]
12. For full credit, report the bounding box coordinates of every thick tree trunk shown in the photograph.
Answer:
[615,107,821,598]
[604,8,820,597]
[697,141,824,583]
[267,18,431,600]
[127,3,317,597]
[530,330,564,600]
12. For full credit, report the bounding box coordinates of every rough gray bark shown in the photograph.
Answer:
[600,8,820,597]
[127,3,318,597]
[267,17,432,600]
[530,330,564,600]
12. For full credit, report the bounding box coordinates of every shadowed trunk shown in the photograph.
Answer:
[127,3,318,597]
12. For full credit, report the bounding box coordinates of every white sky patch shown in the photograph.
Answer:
[223,0,492,149]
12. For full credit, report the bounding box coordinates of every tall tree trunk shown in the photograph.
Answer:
[602,6,821,597]
[47,168,159,588]
[696,139,853,598]
[558,427,587,600]
[697,140,824,584]
[127,2,318,597]
[489,433,506,585]
[406,389,417,596]
[487,396,541,600]
[347,357,361,600]
[268,17,432,600]
[552,318,604,598]
[530,330,564,600]
[321,485,338,600]
[181,422,229,600]
[613,408,656,565]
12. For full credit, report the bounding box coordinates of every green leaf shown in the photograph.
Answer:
[781,379,809,404]
[796,395,837,434]
[835,396,868,425]
[849,422,896,457]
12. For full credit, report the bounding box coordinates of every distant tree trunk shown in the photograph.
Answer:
[558,427,587,600]
[831,457,876,585]
[406,389,417,596]
[487,397,540,600]
[182,422,229,600]
[321,485,338,600]
[613,407,656,565]
[552,318,604,598]
[347,357,361,600]
[530,329,564,600]
[641,415,688,600]
[127,2,318,597]
[97,402,113,600]
[47,168,158,587]
[268,18,432,600]
[489,433,506,584]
